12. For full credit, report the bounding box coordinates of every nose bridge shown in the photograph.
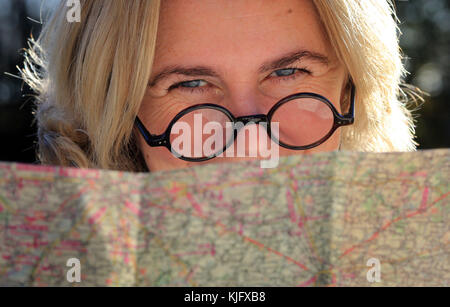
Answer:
[236,114,268,125]
[226,83,271,119]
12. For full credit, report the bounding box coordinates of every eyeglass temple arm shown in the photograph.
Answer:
[134,117,169,147]
[342,82,355,125]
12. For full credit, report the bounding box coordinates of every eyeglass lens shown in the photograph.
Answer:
[270,97,334,147]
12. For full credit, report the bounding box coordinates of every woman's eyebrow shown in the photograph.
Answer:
[148,49,329,87]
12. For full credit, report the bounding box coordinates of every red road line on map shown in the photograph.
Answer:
[51,186,91,218]
[186,193,204,217]
[419,187,430,211]
[88,206,107,225]
[145,197,311,272]
[243,236,309,271]
[297,276,317,287]
[339,191,449,259]
[214,219,309,271]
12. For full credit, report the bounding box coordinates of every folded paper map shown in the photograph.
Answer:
[0,149,448,286]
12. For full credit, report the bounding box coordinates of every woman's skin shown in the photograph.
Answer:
[138,0,348,172]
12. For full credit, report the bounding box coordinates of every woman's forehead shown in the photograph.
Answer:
[155,0,331,65]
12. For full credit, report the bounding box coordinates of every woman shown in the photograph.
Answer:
[20,0,421,172]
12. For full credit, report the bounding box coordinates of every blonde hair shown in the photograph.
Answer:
[19,0,422,172]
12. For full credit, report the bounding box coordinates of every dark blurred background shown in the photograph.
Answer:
[0,0,449,164]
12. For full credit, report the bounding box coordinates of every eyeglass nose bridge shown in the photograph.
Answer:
[235,114,268,125]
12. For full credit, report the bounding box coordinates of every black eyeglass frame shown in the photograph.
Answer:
[135,82,355,162]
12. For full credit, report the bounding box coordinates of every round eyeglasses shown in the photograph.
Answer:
[135,83,355,162]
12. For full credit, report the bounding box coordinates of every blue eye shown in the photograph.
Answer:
[167,80,208,93]
[180,80,206,88]
[167,67,311,93]
[273,68,297,77]
[269,67,311,82]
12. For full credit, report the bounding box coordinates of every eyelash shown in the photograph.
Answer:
[166,67,312,94]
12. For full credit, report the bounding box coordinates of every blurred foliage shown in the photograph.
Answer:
[395,0,449,149]
[0,0,448,163]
